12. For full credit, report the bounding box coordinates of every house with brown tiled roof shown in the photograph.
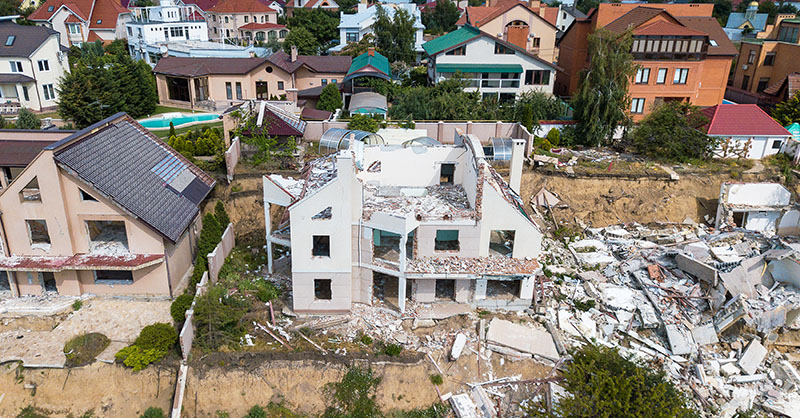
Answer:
[152,48,350,111]
[456,0,558,62]
[555,3,736,120]
[28,0,131,47]
[205,0,283,42]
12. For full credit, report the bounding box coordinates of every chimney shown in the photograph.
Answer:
[290,45,297,62]
[529,0,541,11]
[367,46,375,56]
[358,0,367,13]
[509,139,525,195]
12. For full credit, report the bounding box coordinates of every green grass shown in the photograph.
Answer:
[63,333,110,367]
[150,105,192,116]
[152,121,223,138]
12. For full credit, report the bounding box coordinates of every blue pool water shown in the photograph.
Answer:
[140,113,220,129]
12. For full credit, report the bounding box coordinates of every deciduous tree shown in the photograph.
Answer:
[422,0,460,34]
[282,26,319,55]
[15,107,40,129]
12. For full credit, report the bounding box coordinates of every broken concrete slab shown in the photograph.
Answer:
[675,252,718,286]
[449,393,479,418]
[714,295,748,334]
[416,304,472,320]
[451,333,467,361]
[691,322,719,346]
[737,338,767,375]
[757,305,787,334]
[720,362,741,377]
[485,318,559,361]
[719,256,773,298]
[665,324,695,356]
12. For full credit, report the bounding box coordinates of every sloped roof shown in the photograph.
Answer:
[0,140,55,167]
[604,6,674,33]
[701,104,792,137]
[346,50,391,78]
[238,22,285,30]
[0,21,60,58]
[267,50,351,74]
[726,12,768,31]
[633,20,707,36]
[89,0,129,29]
[49,114,215,242]
[301,107,332,120]
[29,0,91,21]
[182,0,220,11]
[260,104,306,136]
[423,24,480,56]
[153,56,269,76]
[208,0,278,14]
[30,0,129,29]
[677,16,738,56]
[456,0,557,31]
[763,72,800,97]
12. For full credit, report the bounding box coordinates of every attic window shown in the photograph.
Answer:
[96,19,102,24]
[710,40,718,47]
[80,189,98,201]
[20,177,41,202]
[5,36,15,46]
[48,5,54,11]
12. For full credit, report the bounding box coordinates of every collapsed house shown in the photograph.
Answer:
[0,113,214,297]
[715,182,800,235]
[263,132,542,314]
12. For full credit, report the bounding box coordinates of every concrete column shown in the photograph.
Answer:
[437,120,444,143]
[495,120,502,137]
[509,138,525,194]
[398,275,406,313]
[520,275,535,301]
[466,120,473,135]
[415,279,435,303]
[474,278,487,301]
[264,201,274,274]
[455,279,472,303]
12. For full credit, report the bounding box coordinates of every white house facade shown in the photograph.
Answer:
[126,0,210,66]
[0,19,69,113]
[330,2,424,53]
[423,25,558,101]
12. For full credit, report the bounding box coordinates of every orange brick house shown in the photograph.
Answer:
[555,3,737,120]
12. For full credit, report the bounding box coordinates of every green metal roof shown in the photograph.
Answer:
[422,25,481,56]
[436,63,523,73]
[346,50,391,78]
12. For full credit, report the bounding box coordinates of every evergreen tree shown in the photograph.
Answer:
[214,201,230,227]
[572,29,636,147]
[15,107,40,129]
[421,0,460,34]
[773,90,800,126]
[317,82,343,112]
[286,9,339,52]
[169,121,176,137]
[633,101,716,163]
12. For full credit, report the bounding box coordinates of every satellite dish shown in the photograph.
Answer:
[159,45,168,54]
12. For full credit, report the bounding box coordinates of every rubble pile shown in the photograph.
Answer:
[362,184,475,220]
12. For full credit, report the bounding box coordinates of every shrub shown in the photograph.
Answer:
[72,300,83,311]
[254,281,280,302]
[323,366,381,418]
[63,333,110,367]
[140,407,165,418]
[243,405,267,418]
[347,114,381,133]
[115,345,165,371]
[214,201,230,228]
[15,108,40,130]
[135,323,178,352]
[632,101,716,163]
[382,343,402,357]
[429,374,443,385]
[170,294,194,324]
[193,284,251,351]
[358,333,373,346]
[317,82,343,112]
[546,128,560,147]
[15,405,49,418]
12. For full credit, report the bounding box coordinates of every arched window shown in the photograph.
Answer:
[256,31,265,41]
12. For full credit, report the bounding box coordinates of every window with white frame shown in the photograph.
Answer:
[673,68,689,85]
[9,61,22,72]
[37,60,49,72]
[68,23,81,34]
[656,68,667,84]
[43,84,55,101]
[631,98,645,114]
[635,68,650,84]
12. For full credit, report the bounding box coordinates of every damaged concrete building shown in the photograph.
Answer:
[715,182,800,235]
[0,113,214,297]
[263,132,542,314]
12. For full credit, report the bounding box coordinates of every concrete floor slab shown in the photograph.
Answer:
[485,318,559,361]
[0,298,171,368]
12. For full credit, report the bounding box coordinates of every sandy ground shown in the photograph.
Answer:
[0,298,171,367]
[0,362,177,417]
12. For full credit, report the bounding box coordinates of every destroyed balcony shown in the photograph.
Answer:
[269,225,291,247]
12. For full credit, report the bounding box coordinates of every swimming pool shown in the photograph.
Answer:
[139,112,220,129]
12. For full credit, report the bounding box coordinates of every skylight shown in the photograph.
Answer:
[48,5,54,11]
[710,40,718,47]
[5,36,15,46]
[96,19,102,24]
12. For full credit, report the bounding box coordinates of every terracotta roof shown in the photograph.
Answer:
[701,104,791,136]
[267,50,351,74]
[0,253,164,272]
[64,13,83,23]
[541,6,558,27]
[238,22,285,30]
[633,20,707,36]
[676,16,738,56]
[86,30,101,41]
[604,6,671,33]
[29,0,128,29]
[457,0,557,31]
[29,0,89,21]
[763,73,800,97]
[304,0,338,8]
[153,56,269,76]
[182,0,219,11]
[89,0,129,29]
[0,140,54,167]
[208,0,278,14]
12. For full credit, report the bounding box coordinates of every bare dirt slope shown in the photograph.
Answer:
[519,169,785,228]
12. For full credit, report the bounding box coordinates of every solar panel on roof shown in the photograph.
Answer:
[151,154,187,184]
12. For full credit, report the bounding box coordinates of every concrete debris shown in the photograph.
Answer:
[485,318,559,361]
[451,333,467,361]
[737,339,767,375]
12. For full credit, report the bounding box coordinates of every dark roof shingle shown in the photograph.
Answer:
[51,115,215,242]
[0,21,59,58]
[153,56,269,77]
[267,50,351,74]
[0,140,55,167]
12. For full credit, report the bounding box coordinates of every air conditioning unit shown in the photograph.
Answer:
[742,64,749,70]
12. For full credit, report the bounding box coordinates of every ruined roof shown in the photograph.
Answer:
[0,253,164,271]
[362,184,475,221]
[407,256,539,275]
[49,114,215,242]
[701,104,791,137]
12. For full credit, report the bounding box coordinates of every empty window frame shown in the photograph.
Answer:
[747,50,756,64]
[524,70,550,85]
[86,220,129,253]
[772,140,783,150]
[764,52,776,66]
[440,163,455,184]
[434,229,460,251]
[494,43,515,54]
[312,207,332,220]
[656,68,668,84]
[673,68,689,85]
[312,235,330,256]
[20,177,41,202]
[757,78,770,92]
[631,98,645,114]
[445,45,466,55]
[94,270,134,285]
[489,230,515,257]
[314,279,332,299]
[635,68,650,84]
[26,219,51,246]
[80,189,98,201]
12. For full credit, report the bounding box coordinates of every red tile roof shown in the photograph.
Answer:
[633,20,707,36]
[457,0,557,31]
[0,253,164,272]
[238,22,285,30]
[64,13,83,23]
[701,104,792,136]
[208,0,278,14]
[182,0,220,11]
[29,0,128,29]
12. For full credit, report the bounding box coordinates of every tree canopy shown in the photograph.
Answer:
[373,5,417,64]
[57,40,157,128]
[773,90,800,126]
[317,82,343,112]
[632,101,716,163]
[286,9,339,53]
[282,26,319,55]
[336,33,376,57]
[422,0,461,34]
[571,28,636,147]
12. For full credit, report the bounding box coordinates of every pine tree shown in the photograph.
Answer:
[214,201,230,227]
[169,121,176,137]
[317,83,343,112]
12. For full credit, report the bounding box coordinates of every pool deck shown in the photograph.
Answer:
[138,112,220,131]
